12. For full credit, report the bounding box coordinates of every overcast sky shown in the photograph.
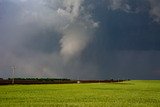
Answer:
[0,0,160,79]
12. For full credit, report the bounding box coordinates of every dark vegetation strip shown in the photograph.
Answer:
[0,78,129,85]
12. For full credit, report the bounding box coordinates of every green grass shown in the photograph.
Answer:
[0,80,160,107]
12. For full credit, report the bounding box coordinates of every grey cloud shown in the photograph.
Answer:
[0,0,98,79]
[106,0,131,12]
[106,0,160,23]
[148,0,160,23]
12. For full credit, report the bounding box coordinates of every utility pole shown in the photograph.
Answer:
[11,66,16,84]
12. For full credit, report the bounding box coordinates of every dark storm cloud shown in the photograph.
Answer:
[89,0,160,50]
[82,0,160,79]
[81,50,160,80]
[0,0,160,79]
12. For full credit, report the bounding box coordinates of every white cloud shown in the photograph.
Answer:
[62,0,83,20]
[60,27,90,61]
[56,0,98,61]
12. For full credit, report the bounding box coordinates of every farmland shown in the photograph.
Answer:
[0,80,160,107]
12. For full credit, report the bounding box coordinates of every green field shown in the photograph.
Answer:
[0,80,160,107]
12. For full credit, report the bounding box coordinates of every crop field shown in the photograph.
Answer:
[0,80,160,107]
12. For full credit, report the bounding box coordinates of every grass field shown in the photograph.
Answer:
[0,80,160,107]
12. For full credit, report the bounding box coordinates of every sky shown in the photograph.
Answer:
[0,0,160,80]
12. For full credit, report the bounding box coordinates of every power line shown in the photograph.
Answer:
[11,66,16,84]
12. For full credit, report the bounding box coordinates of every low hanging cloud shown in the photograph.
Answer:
[60,28,89,61]
[57,0,98,61]
[0,0,98,79]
